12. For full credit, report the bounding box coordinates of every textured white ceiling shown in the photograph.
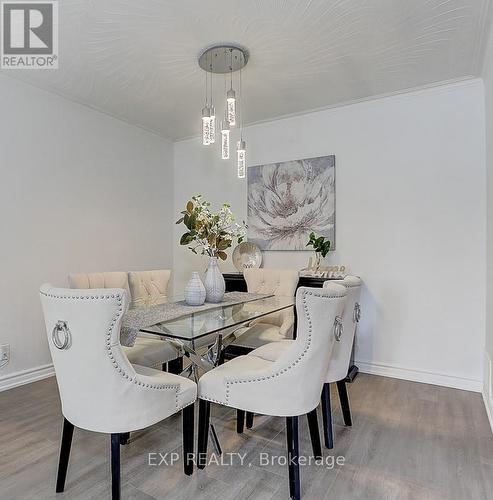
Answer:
[3,0,491,139]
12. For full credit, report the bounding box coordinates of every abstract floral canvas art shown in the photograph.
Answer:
[247,155,335,251]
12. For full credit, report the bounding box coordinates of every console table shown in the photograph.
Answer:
[223,272,359,382]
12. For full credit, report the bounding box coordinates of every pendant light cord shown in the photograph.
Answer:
[239,63,243,140]
[205,58,208,107]
[224,49,227,94]
[210,51,213,107]
[230,49,233,90]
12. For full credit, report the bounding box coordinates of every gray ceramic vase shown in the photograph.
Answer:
[184,271,206,306]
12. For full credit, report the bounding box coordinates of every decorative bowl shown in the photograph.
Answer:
[232,242,262,272]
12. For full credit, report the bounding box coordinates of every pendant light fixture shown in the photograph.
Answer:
[226,48,237,127]
[202,105,211,146]
[208,53,215,143]
[201,63,211,146]
[237,64,246,178]
[221,112,230,160]
[209,104,216,143]
[226,88,236,127]
[237,139,246,178]
[198,44,249,177]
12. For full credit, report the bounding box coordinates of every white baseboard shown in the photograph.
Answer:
[356,359,482,393]
[0,363,54,392]
[483,351,493,435]
[483,391,493,435]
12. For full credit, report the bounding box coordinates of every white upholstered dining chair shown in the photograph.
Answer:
[68,271,130,295]
[251,276,362,450]
[321,276,362,448]
[197,284,347,500]
[39,285,197,500]
[223,268,299,429]
[69,271,181,372]
[128,269,171,307]
[228,268,299,350]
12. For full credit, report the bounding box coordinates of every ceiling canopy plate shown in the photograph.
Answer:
[198,44,249,74]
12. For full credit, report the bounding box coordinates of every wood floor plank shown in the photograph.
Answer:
[0,374,492,499]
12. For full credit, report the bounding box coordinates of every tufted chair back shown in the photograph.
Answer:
[243,268,299,336]
[39,284,190,434]
[244,268,298,296]
[323,276,362,382]
[128,270,171,307]
[69,271,130,296]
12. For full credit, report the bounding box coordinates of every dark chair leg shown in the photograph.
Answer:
[237,409,245,434]
[182,404,194,475]
[197,399,210,469]
[321,383,334,449]
[286,416,300,500]
[168,357,184,375]
[337,380,352,426]
[218,349,226,365]
[246,412,254,429]
[306,409,322,459]
[56,418,74,493]
[111,434,121,500]
[119,432,130,445]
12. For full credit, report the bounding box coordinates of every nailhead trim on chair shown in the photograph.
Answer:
[341,282,361,288]
[221,288,346,405]
[328,278,362,289]
[40,290,182,409]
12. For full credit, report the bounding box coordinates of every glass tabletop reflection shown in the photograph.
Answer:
[139,295,295,341]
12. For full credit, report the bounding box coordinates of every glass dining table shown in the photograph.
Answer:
[127,293,296,454]
[136,294,295,373]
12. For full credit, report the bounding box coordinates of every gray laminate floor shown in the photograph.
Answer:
[0,374,492,500]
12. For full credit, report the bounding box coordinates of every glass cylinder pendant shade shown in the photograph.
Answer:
[227,88,236,126]
[237,139,246,178]
[209,105,216,144]
[221,120,230,160]
[202,106,211,146]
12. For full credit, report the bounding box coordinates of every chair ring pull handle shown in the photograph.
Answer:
[354,303,361,323]
[52,320,71,350]
[333,316,343,342]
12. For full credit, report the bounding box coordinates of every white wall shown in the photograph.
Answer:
[174,80,486,391]
[0,76,174,390]
[482,24,493,428]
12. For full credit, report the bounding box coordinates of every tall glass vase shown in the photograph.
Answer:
[204,257,225,303]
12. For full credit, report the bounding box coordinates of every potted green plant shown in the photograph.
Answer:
[306,232,331,271]
[176,195,246,303]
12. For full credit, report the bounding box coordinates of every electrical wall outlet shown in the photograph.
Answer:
[0,344,10,367]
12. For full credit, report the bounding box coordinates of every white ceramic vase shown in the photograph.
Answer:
[204,257,225,303]
[184,271,206,306]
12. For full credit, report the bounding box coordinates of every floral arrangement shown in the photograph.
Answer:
[176,195,246,260]
[306,232,331,257]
